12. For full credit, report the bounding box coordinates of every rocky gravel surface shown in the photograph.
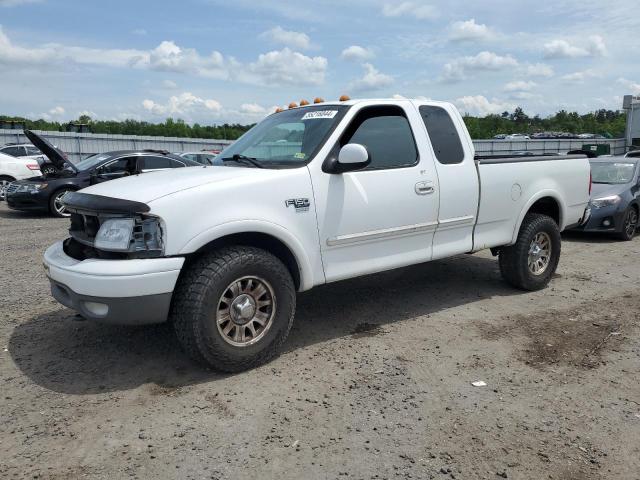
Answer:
[1,201,639,479]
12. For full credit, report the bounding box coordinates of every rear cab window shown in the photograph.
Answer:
[419,105,465,165]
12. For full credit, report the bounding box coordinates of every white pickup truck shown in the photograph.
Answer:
[43,98,591,371]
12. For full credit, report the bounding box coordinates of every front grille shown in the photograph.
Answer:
[5,183,19,195]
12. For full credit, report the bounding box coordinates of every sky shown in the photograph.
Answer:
[1,0,639,125]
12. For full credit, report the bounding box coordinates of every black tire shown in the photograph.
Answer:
[0,175,15,201]
[49,188,73,217]
[616,206,638,241]
[171,246,296,372]
[499,213,561,291]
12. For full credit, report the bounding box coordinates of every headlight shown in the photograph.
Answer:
[94,218,135,251]
[590,195,621,209]
[16,183,47,193]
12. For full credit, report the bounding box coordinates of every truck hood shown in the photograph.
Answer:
[79,165,289,204]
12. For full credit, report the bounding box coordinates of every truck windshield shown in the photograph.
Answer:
[218,106,348,168]
[590,161,637,184]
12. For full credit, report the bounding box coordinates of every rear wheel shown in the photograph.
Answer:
[0,176,15,201]
[617,206,638,241]
[499,213,561,291]
[49,188,73,217]
[171,246,296,372]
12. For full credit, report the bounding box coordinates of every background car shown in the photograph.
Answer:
[0,151,41,200]
[175,151,218,165]
[572,157,640,240]
[0,143,44,160]
[504,133,531,140]
[5,130,201,217]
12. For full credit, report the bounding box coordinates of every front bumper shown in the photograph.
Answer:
[43,240,184,324]
[570,205,625,233]
[6,191,50,212]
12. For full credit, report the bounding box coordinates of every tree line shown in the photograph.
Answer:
[0,108,627,141]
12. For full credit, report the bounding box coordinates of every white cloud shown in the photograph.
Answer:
[561,69,599,83]
[245,48,327,86]
[524,63,554,78]
[0,27,326,87]
[162,79,178,89]
[543,35,607,59]
[454,95,515,116]
[341,45,374,62]
[442,51,518,82]
[240,103,266,114]
[381,2,438,20]
[617,78,640,95]
[49,106,64,115]
[259,26,311,50]
[449,19,492,42]
[132,28,147,36]
[142,92,222,116]
[349,63,393,92]
[503,80,536,92]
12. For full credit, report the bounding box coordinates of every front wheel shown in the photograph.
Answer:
[617,206,638,241]
[499,213,561,291]
[171,246,296,372]
[49,188,73,217]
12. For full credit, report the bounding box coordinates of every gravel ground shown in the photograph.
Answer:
[1,201,639,480]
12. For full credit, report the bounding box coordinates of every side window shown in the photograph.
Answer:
[182,154,197,161]
[341,106,418,170]
[140,156,172,170]
[26,146,41,155]
[100,157,134,174]
[2,146,22,157]
[419,106,465,165]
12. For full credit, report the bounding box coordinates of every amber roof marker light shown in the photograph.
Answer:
[313,97,324,104]
[288,102,298,109]
[299,99,310,106]
[339,95,350,101]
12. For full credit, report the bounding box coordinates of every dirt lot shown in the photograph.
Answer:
[1,201,639,480]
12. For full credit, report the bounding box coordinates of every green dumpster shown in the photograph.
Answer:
[582,144,610,156]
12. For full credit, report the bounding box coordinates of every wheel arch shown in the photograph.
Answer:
[180,221,315,291]
[512,192,565,244]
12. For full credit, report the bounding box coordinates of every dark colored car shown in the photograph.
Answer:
[572,157,640,240]
[5,130,201,217]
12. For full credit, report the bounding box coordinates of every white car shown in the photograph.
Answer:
[174,151,218,166]
[0,143,45,160]
[42,98,591,372]
[0,151,41,200]
[504,133,531,140]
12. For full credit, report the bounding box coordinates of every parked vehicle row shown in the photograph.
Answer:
[3,131,201,217]
[0,151,42,200]
[493,132,607,140]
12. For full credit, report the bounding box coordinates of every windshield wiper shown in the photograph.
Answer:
[220,154,264,169]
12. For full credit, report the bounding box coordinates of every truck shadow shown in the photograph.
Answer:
[9,254,523,395]
[561,231,623,244]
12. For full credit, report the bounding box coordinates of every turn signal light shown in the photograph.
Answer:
[27,164,40,170]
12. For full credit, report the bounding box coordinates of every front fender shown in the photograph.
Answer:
[180,219,316,291]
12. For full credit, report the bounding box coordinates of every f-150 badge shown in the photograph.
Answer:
[285,198,310,212]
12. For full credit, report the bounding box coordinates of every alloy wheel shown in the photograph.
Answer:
[216,276,276,347]
[527,232,552,276]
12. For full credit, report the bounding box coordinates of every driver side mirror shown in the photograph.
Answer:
[324,143,371,174]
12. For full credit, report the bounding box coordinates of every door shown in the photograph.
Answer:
[92,156,137,184]
[418,104,479,259]
[312,103,440,283]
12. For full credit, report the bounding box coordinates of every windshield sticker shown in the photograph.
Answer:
[301,110,338,120]
[294,152,306,159]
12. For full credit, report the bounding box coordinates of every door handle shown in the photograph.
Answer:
[415,182,435,195]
